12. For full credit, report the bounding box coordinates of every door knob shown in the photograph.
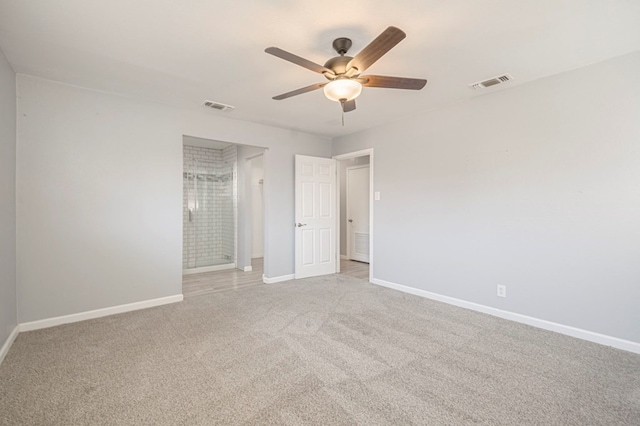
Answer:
[296,223,307,227]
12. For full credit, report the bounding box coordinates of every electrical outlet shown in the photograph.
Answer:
[497,285,506,298]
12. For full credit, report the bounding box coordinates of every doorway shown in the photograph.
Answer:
[334,149,373,282]
[346,164,370,263]
[181,135,267,296]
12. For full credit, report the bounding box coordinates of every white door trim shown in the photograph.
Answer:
[332,148,374,280]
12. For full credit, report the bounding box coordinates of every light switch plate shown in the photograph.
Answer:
[374,191,380,201]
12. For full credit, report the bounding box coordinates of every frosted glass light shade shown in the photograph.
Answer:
[323,79,362,102]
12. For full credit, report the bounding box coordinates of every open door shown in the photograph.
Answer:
[295,155,337,279]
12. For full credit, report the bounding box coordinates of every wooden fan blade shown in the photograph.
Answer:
[347,26,406,74]
[265,47,334,75]
[272,82,327,100]
[361,75,427,90]
[342,99,356,112]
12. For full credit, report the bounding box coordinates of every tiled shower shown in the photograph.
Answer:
[183,144,237,273]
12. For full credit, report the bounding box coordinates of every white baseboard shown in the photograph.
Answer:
[263,274,295,284]
[340,255,348,260]
[243,266,253,272]
[183,263,235,275]
[19,294,184,332]
[252,254,263,259]
[0,325,19,366]
[371,278,640,354]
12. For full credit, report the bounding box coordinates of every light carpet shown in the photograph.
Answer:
[1,274,639,425]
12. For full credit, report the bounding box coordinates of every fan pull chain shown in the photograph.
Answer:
[342,108,345,126]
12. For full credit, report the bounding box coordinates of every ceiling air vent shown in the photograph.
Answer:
[202,100,235,112]
[469,73,514,90]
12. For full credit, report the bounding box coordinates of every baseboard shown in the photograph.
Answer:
[0,325,19,366]
[251,254,263,259]
[183,263,235,275]
[263,274,294,284]
[243,266,253,272]
[340,255,348,260]
[371,278,640,354]
[19,294,184,332]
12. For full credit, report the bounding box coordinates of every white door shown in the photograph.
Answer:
[347,165,370,263]
[295,155,337,279]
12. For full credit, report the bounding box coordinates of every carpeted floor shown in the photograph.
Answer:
[1,274,639,425]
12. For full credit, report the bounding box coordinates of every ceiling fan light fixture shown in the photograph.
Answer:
[266,26,426,112]
[323,78,362,102]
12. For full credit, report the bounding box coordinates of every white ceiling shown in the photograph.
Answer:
[1,1,639,137]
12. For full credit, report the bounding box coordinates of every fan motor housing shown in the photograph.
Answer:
[323,37,356,78]
[324,55,354,77]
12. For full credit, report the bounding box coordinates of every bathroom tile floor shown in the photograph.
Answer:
[182,258,265,298]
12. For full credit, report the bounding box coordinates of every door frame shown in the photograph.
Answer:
[345,164,370,262]
[333,148,374,279]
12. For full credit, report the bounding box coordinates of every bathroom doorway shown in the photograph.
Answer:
[181,136,268,295]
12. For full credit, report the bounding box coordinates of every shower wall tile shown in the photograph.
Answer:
[183,144,237,270]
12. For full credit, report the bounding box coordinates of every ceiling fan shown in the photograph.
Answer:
[265,26,427,113]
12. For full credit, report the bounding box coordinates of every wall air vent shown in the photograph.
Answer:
[469,74,514,90]
[202,100,235,112]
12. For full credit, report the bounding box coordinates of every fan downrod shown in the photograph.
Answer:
[332,38,352,56]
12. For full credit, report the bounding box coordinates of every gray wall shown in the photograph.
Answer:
[17,76,183,323]
[332,52,640,343]
[0,47,17,350]
[339,156,370,256]
[16,75,330,323]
